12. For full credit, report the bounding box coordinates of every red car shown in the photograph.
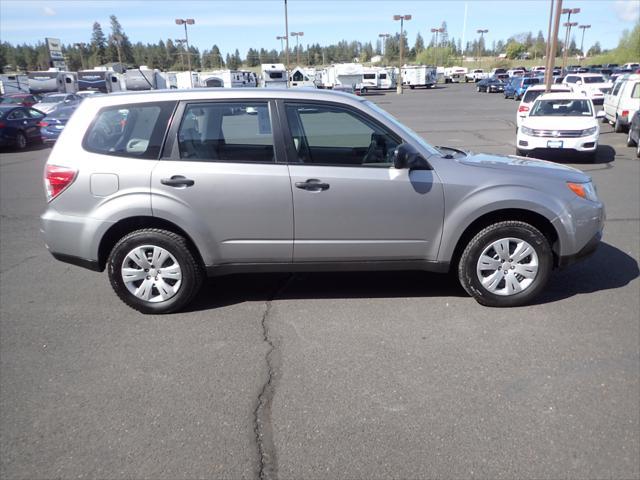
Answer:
[0,93,40,107]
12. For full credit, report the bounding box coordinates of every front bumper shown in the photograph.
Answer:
[558,230,602,268]
[517,131,599,152]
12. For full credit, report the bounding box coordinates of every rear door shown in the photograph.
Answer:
[604,80,624,120]
[281,101,444,262]
[151,100,293,266]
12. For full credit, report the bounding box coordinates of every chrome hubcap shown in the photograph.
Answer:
[476,237,539,296]
[121,245,182,303]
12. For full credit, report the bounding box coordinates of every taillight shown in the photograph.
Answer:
[0,122,5,129]
[45,165,77,202]
[518,105,530,113]
[38,121,49,127]
[621,110,629,118]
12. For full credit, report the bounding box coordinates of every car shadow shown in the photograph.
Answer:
[531,145,616,165]
[184,242,637,312]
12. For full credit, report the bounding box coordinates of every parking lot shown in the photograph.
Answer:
[1,82,638,479]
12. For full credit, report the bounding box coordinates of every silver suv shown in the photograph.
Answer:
[41,89,605,313]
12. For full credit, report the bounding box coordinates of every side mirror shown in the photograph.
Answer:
[596,110,606,119]
[393,143,428,170]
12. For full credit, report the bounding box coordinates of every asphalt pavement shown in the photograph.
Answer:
[1,83,638,479]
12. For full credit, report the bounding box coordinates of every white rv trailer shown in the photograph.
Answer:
[261,64,288,88]
[0,74,30,94]
[443,66,468,83]
[124,67,168,90]
[334,63,365,90]
[361,67,381,89]
[28,70,78,94]
[174,71,200,89]
[289,67,317,88]
[401,65,437,89]
[199,70,258,88]
[378,68,396,89]
[77,70,124,93]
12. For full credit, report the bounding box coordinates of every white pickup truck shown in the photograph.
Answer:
[464,69,490,83]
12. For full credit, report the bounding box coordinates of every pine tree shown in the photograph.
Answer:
[414,32,425,54]
[90,22,107,66]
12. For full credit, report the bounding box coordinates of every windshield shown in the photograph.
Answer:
[583,76,605,84]
[523,89,570,103]
[41,95,66,103]
[364,100,440,156]
[530,99,593,117]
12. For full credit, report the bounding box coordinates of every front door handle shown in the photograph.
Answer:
[161,175,195,187]
[295,179,330,191]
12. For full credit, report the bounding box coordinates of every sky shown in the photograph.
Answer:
[1,0,638,56]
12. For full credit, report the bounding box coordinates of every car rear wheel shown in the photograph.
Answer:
[477,86,481,92]
[15,132,27,150]
[614,116,624,133]
[108,228,204,314]
[458,221,553,307]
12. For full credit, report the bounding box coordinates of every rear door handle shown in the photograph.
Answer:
[161,175,195,187]
[295,179,330,191]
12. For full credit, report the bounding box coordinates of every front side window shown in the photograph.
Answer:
[7,109,27,120]
[83,101,175,159]
[177,102,274,163]
[565,76,578,83]
[285,103,400,167]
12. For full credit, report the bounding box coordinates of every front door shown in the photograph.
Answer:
[151,100,293,265]
[282,102,444,262]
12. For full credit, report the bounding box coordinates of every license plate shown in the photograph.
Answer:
[547,140,563,148]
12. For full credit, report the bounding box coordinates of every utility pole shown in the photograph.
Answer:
[546,0,563,92]
[175,39,186,70]
[379,33,390,59]
[579,24,591,64]
[175,18,195,87]
[277,35,287,59]
[431,27,444,67]
[393,14,412,95]
[291,32,304,65]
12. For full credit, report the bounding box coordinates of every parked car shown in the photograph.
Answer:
[33,93,82,114]
[563,73,611,104]
[504,77,541,100]
[517,92,605,160]
[516,84,573,128]
[603,73,640,132]
[41,90,605,313]
[477,77,505,93]
[626,110,640,158]
[76,91,106,99]
[40,104,79,144]
[0,93,40,107]
[465,69,489,83]
[0,105,45,149]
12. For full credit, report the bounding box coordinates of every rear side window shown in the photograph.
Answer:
[83,101,176,159]
[177,102,274,163]
[631,83,640,99]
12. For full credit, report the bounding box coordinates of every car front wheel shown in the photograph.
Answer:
[458,221,553,307]
[108,228,204,314]
[15,132,27,150]
[627,129,636,147]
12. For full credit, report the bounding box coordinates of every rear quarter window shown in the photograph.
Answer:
[83,101,176,159]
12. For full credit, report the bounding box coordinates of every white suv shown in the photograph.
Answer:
[603,74,640,132]
[563,73,611,105]
[516,84,573,128]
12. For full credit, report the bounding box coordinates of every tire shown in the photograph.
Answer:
[515,148,527,156]
[614,116,624,133]
[626,129,636,147]
[636,143,640,158]
[486,87,491,93]
[409,85,415,89]
[458,221,553,307]
[107,228,204,314]
[14,132,27,150]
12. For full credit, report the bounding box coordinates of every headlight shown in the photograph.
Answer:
[520,126,534,135]
[567,181,599,202]
[581,126,598,136]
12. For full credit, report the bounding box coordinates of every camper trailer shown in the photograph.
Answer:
[443,66,468,83]
[334,63,365,90]
[28,70,78,94]
[125,67,167,90]
[261,64,288,88]
[174,71,200,89]
[401,65,437,89]
[289,67,317,88]
[361,68,382,90]
[77,70,123,93]
[378,68,396,89]
[199,70,258,88]
[0,74,30,95]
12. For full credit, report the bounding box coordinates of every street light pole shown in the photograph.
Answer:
[560,7,580,72]
[74,43,86,70]
[378,33,390,58]
[579,24,591,63]
[291,32,304,65]
[393,14,412,95]
[276,35,287,60]
[544,0,555,87]
[546,0,564,92]
[430,28,440,67]
[175,18,195,87]
[476,29,488,68]
[284,0,290,86]
[174,39,186,70]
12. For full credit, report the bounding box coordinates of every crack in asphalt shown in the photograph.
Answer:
[254,274,294,480]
